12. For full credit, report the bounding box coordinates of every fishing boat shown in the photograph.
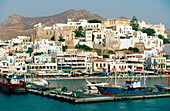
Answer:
[155,72,170,92]
[0,76,27,93]
[84,79,109,94]
[97,71,153,95]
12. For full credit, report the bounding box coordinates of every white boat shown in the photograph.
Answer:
[84,79,109,94]
[26,78,49,88]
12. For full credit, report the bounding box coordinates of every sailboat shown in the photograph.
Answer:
[97,71,153,95]
[155,72,170,92]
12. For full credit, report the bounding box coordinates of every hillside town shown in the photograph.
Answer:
[0,17,170,78]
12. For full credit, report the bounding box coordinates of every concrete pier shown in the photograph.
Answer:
[28,89,170,104]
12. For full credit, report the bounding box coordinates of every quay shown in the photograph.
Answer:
[28,89,170,104]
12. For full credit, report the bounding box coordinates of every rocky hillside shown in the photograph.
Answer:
[0,9,105,40]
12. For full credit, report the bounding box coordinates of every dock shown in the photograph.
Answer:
[27,89,170,104]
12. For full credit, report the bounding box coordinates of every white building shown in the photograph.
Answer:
[34,39,50,54]
[144,48,158,58]
[93,30,106,44]
[116,26,133,34]
[144,36,163,52]
[119,38,135,49]
[34,54,51,64]
[67,18,101,30]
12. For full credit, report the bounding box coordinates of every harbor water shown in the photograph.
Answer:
[0,77,170,111]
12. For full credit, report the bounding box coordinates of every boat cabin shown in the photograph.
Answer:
[125,80,141,88]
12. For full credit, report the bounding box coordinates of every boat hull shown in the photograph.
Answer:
[0,82,27,94]
[0,85,27,93]
[97,86,153,95]
[155,84,170,92]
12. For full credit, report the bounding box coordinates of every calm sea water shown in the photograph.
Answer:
[0,77,170,111]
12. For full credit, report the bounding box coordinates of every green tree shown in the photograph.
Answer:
[92,34,94,42]
[132,48,139,52]
[51,36,55,41]
[103,55,109,58]
[158,34,170,44]
[141,28,155,36]
[62,45,68,52]
[9,53,13,56]
[128,47,133,50]
[108,50,115,54]
[130,16,139,31]
[27,48,33,56]
[128,47,139,52]
[163,38,170,44]
[74,26,84,37]
[58,37,65,42]
[158,34,164,39]
[88,19,101,23]
[75,44,92,51]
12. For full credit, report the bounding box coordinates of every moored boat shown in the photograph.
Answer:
[84,79,109,94]
[97,80,153,95]
[155,72,170,92]
[0,77,27,93]
[97,71,153,95]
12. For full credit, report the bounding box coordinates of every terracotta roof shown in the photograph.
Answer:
[93,59,107,62]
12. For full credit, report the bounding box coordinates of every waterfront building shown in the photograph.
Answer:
[92,59,108,72]
[34,54,52,64]
[157,57,166,73]
[28,63,57,74]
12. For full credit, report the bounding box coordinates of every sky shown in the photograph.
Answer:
[0,0,170,29]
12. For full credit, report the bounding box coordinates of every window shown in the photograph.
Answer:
[10,59,12,63]
[158,59,160,63]
[100,64,102,67]
[96,63,98,67]
[103,63,106,67]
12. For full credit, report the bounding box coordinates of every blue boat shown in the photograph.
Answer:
[97,80,153,95]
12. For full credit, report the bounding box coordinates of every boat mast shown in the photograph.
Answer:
[168,72,169,86]
[115,70,117,86]
[144,71,146,87]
